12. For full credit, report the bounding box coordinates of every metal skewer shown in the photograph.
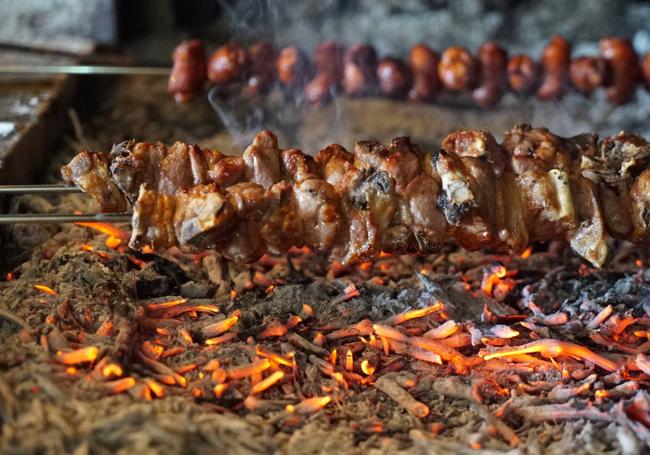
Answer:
[0,184,82,194]
[0,65,170,76]
[0,212,132,224]
[0,184,130,224]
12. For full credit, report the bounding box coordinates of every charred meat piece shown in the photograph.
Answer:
[61,151,127,212]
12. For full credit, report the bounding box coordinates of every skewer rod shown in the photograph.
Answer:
[0,184,82,194]
[0,65,170,76]
[0,213,132,224]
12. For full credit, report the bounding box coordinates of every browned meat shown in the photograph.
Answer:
[168,39,207,103]
[63,126,650,268]
[61,151,127,212]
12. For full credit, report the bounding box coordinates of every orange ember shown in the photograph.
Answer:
[144,379,166,398]
[34,284,57,296]
[227,359,272,380]
[251,371,285,395]
[255,347,296,368]
[286,396,332,415]
[146,298,188,311]
[480,339,617,372]
[345,349,354,371]
[204,332,238,346]
[202,314,239,337]
[360,359,376,376]
[213,383,229,398]
[520,247,533,259]
[56,346,99,365]
[102,363,123,378]
[105,377,136,394]
[388,302,444,325]
[104,236,122,249]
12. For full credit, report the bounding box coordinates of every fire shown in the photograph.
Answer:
[480,339,617,372]
[6,272,14,281]
[56,346,99,365]
[80,244,94,252]
[330,349,338,366]
[286,396,332,415]
[75,222,128,239]
[34,284,57,296]
[251,371,285,395]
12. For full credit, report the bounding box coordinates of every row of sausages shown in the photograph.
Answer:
[168,37,650,108]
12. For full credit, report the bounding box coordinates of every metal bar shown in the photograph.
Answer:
[0,184,82,194]
[0,65,170,76]
[0,213,132,224]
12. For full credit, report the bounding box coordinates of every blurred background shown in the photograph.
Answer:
[2,0,650,155]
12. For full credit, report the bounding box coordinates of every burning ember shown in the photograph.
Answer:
[2,221,650,452]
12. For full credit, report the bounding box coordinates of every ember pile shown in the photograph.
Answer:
[1,215,650,452]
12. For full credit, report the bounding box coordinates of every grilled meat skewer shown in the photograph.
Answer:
[61,126,650,267]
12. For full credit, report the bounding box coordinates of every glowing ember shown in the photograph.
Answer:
[385,302,445,325]
[34,284,57,296]
[6,272,14,281]
[481,264,508,296]
[251,371,285,395]
[424,320,459,340]
[104,377,136,394]
[102,363,123,378]
[56,346,99,365]
[204,332,238,346]
[259,321,288,339]
[286,396,332,415]
[144,379,165,398]
[490,325,520,339]
[227,359,272,380]
[146,298,188,311]
[520,247,533,259]
[201,314,240,337]
[345,349,354,371]
[75,222,128,239]
[213,383,229,398]
[480,339,617,372]
[361,359,376,376]
[104,236,122,249]
[255,347,295,368]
